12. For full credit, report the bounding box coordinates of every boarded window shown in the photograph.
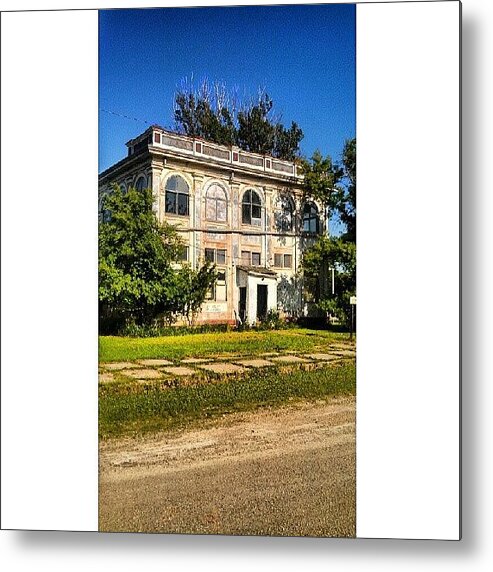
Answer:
[241,250,250,265]
[206,183,228,222]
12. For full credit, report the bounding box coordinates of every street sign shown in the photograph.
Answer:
[350,296,357,305]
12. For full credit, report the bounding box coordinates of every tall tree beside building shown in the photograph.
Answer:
[301,140,356,327]
[301,150,344,235]
[338,138,356,242]
[99,185,217,332]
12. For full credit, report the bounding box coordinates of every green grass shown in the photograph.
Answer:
[99,362,356,439]
[99,329,350,363]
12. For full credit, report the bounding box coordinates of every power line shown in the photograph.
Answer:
[99,107,155,126]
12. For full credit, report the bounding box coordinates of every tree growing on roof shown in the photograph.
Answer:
[173,78,304,161]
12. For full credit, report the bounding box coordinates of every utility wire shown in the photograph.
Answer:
[99,107,155,126]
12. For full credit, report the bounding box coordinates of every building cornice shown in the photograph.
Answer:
[100,125,303,189]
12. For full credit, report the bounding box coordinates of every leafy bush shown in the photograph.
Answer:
[99,185,217,332]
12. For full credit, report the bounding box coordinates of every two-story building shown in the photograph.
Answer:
[98,126,322,325]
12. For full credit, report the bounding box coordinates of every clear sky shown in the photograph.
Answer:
[99,4,355,174]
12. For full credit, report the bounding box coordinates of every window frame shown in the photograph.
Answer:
[135,175,147,191]
[206,269,228,302]
[205,182,228,223]
[277,195,295,232]
[241,250,262,266]
[273,253,293,268]
[165,175,190,217]
[241,189,262,226]
[204,248,227,265]
[178,246,189,262]
[302,202,320,234]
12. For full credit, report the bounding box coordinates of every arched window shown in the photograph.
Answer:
[276,195,294,232]
[205,183,228,222]
[135,175,147,191]
[165,175,189,216]
[303,202,320,234]
[242,189,262,225]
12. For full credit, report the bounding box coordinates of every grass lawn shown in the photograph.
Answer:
[99,361,356,439]
[99,328,351,363]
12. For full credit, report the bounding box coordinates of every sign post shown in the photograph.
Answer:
[349,296,357,340]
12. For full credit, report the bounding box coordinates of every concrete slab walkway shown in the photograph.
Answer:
[99,345,355,383]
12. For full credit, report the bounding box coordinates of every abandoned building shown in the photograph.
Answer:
[98,126,322,325]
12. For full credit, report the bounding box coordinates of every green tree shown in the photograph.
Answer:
[301,140,356,328]
[302,236,356,326]
[337,138,356,242]
[174,91,237,147]
[99,185,216,331]
[300,150,344,235]
[174,80,303,161]
[274,121,304,161]
[173,264,218,326]
[236,92,276,155]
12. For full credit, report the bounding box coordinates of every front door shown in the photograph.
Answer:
[257,284,268,320]
[239,287,247,323]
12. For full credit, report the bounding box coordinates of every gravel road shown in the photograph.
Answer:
[99,397,356,537]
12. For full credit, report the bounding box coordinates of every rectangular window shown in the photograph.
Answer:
[215,271,227,302]
[241,250,250,265]
[252,205,262,220]
[216,249,226,265]
[273,253,293,268]
[205,248,227,265]
[207,271,227,302]
[251,252,261,266]
[177,193,188,216]
[165,192,176,214]
[242,204,251,224]
[178,246,189,262]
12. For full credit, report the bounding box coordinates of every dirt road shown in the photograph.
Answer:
[99,397,356,537]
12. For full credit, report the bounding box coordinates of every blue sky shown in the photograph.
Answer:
[99,4,355,173]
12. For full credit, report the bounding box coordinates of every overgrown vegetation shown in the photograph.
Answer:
[99,185,217,332]
[174,78,303,161]
[301,138,356,325]
[99,361,356,438]
[99,328,349,363]
[303,237,356,326]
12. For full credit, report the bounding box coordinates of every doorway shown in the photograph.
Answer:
[239,287,247,324]
[256,284,268,320]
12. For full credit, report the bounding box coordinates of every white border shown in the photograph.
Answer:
[1,10,99,531]
[356,1,460,539]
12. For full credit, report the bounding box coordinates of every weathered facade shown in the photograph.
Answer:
[99,126,321,325]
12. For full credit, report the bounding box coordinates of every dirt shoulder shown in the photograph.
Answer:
[99,397,356,537]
